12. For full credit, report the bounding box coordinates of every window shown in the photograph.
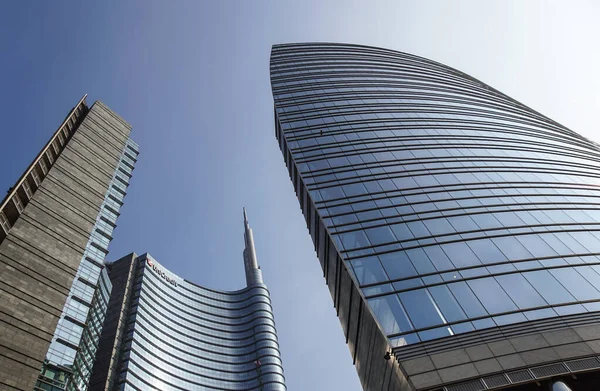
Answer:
[350,257,388,285]
[523,270,575,305]
[39,159,48,174]
[423,245,455,271]
[516,234,558,258]
[466,238,507,265]
[0,211,10,233]
[368,294,413,335]
[468,277,517,314]
[22,180,33,199]
[491,236,533,260]
[400,289,446,329]
[365,225,396,245]
[406,247,436,274]
[429,285,467,323]
[550,268,600,301]
[406,221,431,238]
[46,151,54,164]
[31,169,41,186]
[441,241,481,268]
[58,132,65,146]
[12,193,23,213]
[495,273,547,309]
[339,230,370,250]
[379,251,418,279]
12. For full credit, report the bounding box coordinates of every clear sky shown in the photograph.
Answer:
[1,1,598,390]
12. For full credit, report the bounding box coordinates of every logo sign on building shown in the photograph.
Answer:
[146,258,178,287]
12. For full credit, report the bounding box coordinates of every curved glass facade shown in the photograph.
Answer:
[271,43,600,389]
[115,254,286,391]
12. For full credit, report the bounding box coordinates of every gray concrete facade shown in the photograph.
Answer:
[0,99,132,391]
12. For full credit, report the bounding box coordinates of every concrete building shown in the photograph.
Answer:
[270,43,600,390]
[0,96,137,391]
[87,210,286,391]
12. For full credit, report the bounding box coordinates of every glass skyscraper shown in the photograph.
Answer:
[87,210,286,391]
[271,43,600,390]
[0,96,137,391]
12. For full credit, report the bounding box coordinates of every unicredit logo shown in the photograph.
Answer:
[146,258,177,287]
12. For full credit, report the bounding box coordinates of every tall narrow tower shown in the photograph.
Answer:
[271,43,600,391]
[243,207,264,286]
[0,96,137,391]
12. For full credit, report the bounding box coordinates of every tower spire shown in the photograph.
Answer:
[243,208,262,286]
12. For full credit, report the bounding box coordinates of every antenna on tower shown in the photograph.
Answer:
[242,208,263,286]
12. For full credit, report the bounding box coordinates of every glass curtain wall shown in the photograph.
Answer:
[113,254,286,391]
[270,43,600,348]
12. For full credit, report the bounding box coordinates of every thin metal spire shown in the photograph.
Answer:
[243,208,262,286]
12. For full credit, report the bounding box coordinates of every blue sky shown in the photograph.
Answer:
[1,1,598,389]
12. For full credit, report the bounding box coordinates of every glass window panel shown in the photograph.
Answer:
[471,213,503,229]
[554,304,587,316]
[460,267,489,278]
[492,236,534,260]
[540,258,567,268]
[390,333,420,348]
[523,308,558,321]
[406,221,431,238]
[451,322,475,334]
[340,230,371,250]
[400,289,446,329]
[472,318,496,330]
[393,278,424,292]
[379,251,418,280]
[553,232,589,254]
[351,257,388,285]
[570,232,600,252]
[342,183,368,197]
[423,245,455,271]
[428,285,467,323]
[576,266,600,289]
[406,248,436,274]
[422,274,442,284]
[320,186,345,201]
[514,260,542,270]
[423,218,455,236]
[362,283,394,297]
[495,274,547,309]
[516,234,558,258]
[365,225,396,245]
[487,264,516,274]
[418,326,453,342]
[466,238,508,265]
[539,233,574,256]
[583,302,600,312]
[493,312,527,326]
[390,223,414,241]
[448,281,488,318]
[494,211,526,227]
[467,277,517,314]
[447,215,479,232]
[523,270,575,305]
[441,242,481,268]
[550,268,600,301]
[368,295,413,335]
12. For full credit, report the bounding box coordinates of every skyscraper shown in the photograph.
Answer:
[0,95,137,391]
[87,210,286,391]
[271,43,600,391]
